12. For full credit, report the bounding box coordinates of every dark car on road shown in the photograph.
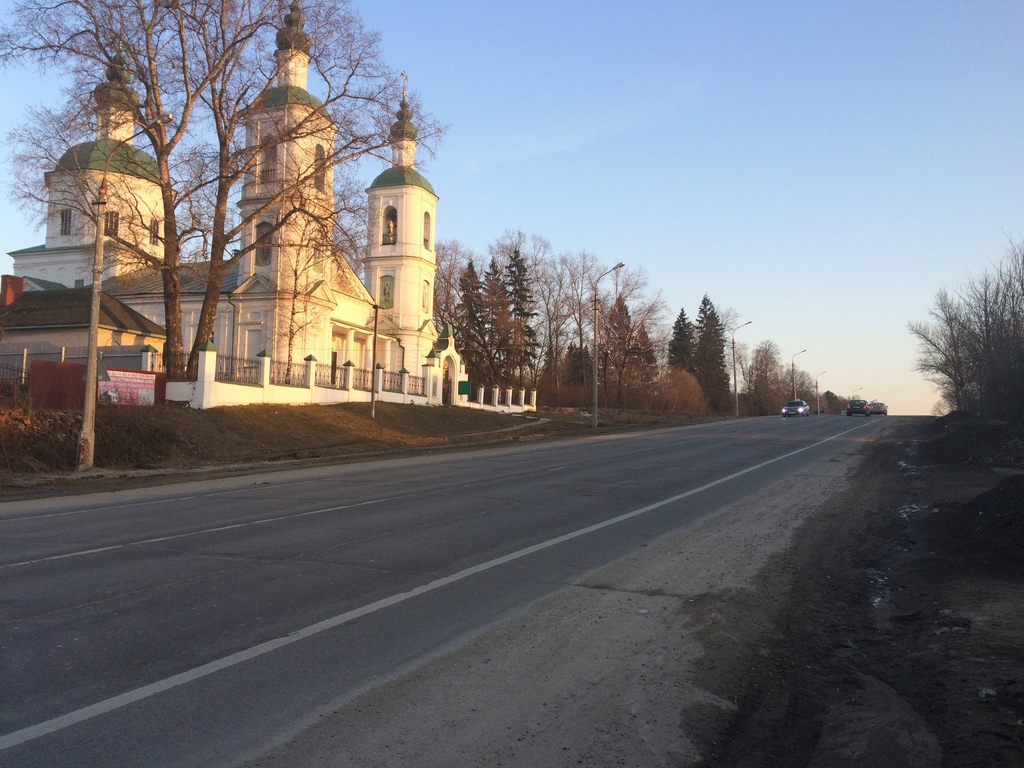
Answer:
[782,399,810,417]
[868,401,888,415]
[846,399,870,416]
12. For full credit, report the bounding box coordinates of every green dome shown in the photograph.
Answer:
[369,166,435,195]
[93,51,139,112]
[56,139,158,183]
[261,85,324,111]
[390,96,418,142]
[276,1,311,53]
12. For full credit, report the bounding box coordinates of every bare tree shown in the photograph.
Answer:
[909,288,975,413]
[746,339,784,416]
[910,239,1024,418]
[433,238,475,327]
[533,253,571,405]
[560,249,600,391]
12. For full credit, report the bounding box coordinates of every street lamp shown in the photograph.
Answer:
[790,349,806,400]
[370,302,380,420]
[592,261,625,429]
[815,370,827,415]
[731,320,751,417]
[78,112,173,471]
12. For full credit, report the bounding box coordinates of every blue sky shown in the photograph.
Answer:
[3,1,1022,414]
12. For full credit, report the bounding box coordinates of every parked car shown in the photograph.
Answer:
[782,399,810,417]
[846,399,870,416]
[868,401,888,415]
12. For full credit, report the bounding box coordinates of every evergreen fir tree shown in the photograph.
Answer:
[693,295,731,412]
[667,307,695,371]
[504,245,538,387]
[455,260,487,383]
[482,257,512,385]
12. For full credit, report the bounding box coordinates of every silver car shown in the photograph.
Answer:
[782,399,810,417]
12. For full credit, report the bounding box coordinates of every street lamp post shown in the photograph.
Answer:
[77,112,172,471]
[370,303,380,420]
[731,320,751,417]
[77,181,109,471]
[592,261,625,429]
[791,349,806,400]
[815,370,827,415]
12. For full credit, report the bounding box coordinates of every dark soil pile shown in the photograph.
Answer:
[708,415,1024,767]
[918,410,1024,468]
[941,473,1024,575]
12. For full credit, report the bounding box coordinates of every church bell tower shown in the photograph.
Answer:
[363,87,439,371]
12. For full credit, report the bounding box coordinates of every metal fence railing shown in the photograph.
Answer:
[163,351,197,381]
[0,363,28,386]
[216,356,261,385]
[269,360,307,387]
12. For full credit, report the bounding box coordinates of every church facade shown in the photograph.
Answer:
[2,7,535,412]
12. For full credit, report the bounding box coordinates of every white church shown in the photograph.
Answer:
[1,6,533,413]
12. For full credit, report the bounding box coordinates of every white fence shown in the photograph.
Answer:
[165,343,537,414]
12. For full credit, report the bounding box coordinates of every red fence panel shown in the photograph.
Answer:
[29,360,165,409]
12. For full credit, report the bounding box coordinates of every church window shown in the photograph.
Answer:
[314,145,327,192]
[104,211,119,237]
[422,280,430,312]
[149,218,161,246]
[255,221,273,266]
[60,209,73,236]
[261,144,278,183]
[383,206,397,245]
[74,279,84,288]
[423,211,431,250]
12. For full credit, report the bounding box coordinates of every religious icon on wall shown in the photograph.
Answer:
[379,275,395,309]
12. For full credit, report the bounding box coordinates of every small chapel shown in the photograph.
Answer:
[0,5,529,412]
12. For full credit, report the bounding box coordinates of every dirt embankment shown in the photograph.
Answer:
[705,415,1024,767]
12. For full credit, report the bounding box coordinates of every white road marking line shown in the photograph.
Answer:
[2,498,396,569]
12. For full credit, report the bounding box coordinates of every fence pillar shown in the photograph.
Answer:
[142,344,159,372]
[257,350,271,389]
[196,339,218,409]
[491,386,499,407]
[517,387,525,407]
[304,354,316,386]
[342,360,353,390]
[528,389,537,408]
[400,368,410,396]
[505,386,513,409]
[422,365,434,402]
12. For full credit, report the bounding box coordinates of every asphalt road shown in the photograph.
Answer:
[0,415,886,767]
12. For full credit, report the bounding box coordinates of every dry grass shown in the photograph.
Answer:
[0,402,588,478]
[0,399,717,483]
